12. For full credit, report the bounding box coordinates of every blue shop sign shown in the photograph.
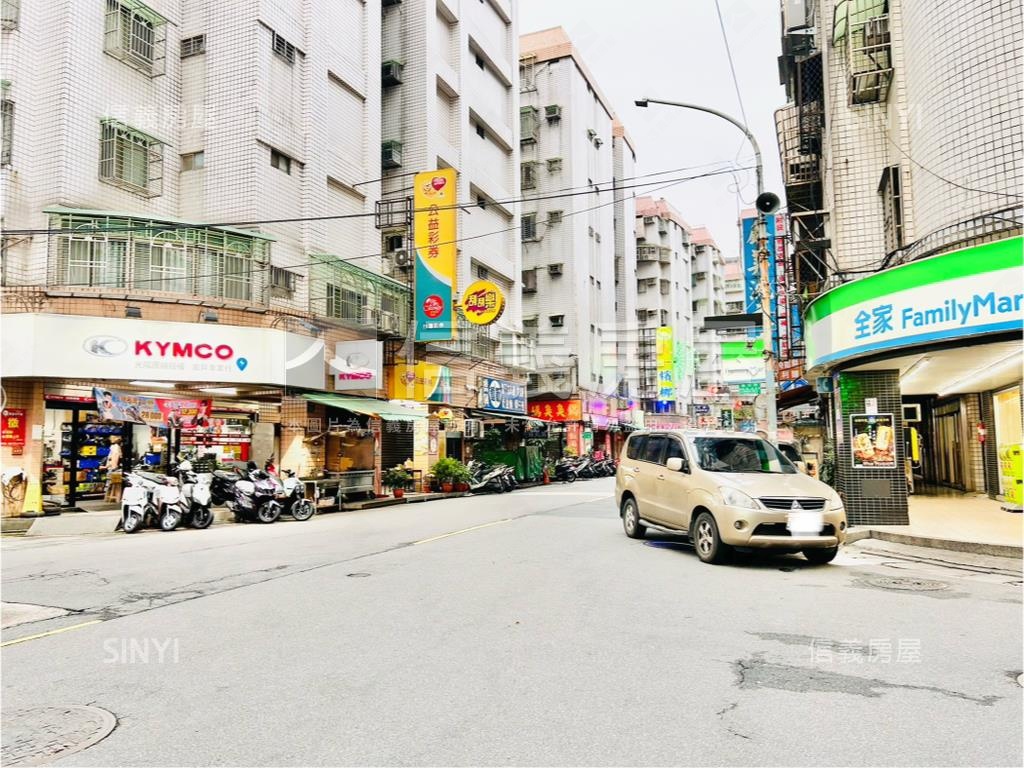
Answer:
[479,376,527,414]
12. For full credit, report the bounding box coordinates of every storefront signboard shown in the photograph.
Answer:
[656,326,674,402]
[851,413,896,469]
[1,408,27,452]
[414,169,457,341]
[805,237,1024,370]
[1,314,325,388]
[460,281,506,326]
[92,387,213,428]
[331,340,383,392]
[528,399,582,422]
[738,383,762,395]
[722,339,766,383]
[388,362,453,403]
[478,377,527,414]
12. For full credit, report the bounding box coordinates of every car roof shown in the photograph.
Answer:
[628,429,765,441]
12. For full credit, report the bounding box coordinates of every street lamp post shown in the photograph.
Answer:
[635,97,779,441]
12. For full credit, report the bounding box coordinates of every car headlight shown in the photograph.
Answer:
[721,487,758,510]
[829,494,844,511]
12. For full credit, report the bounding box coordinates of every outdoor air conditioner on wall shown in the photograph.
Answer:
[362,306,378,326]
[464,419,483,438]
[380,311,400,334]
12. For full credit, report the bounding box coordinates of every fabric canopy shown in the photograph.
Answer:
[303,394,425,420]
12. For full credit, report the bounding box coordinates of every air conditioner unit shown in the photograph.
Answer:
[380,311,400,334]
[393,250,411,268]
[381,140,403,169]
[381,60,404,86]
[545,105,562,121]
[464,419,483,439]
[362,306,378,326]
[548,263,563,276]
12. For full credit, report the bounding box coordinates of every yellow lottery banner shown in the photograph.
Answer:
[414,169,457,341]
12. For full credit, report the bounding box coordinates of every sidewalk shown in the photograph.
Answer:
[849,492,1023,558]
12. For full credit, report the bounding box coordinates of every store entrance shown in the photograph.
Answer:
[933,406,965,490]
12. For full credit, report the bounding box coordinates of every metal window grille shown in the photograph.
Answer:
[104,0,166,77]
[180,34,205,58]
[48,212,269,303]
[879,166,904,255]
[1,0,18,29]
[270,266,297,292]
[1,95,12,166]
[309,254,411,335]
[272,31,296,64]
[521,162,538,190]
[521,214,537,241]
[522,269,537,293]
[520,107,539,143]
[99,120,164,196]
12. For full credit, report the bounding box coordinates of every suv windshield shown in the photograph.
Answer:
[691,437,797,474]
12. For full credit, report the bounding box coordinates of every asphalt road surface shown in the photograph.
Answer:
[2,479,1022,767]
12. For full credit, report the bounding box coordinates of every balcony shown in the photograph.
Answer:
[309,254,411,337]
[833,2,892,105]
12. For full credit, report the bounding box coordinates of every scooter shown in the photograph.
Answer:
[121,471,185,533]
[467,461,507,494]
[277,469,315,521]
[554,457,580,483]
[210,466,244,506]
[174,459,215,529]
[229,462,283,523]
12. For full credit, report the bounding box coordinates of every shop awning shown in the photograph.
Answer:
[303,394,425,420]
[777,384,818,410]
[467,408,530,421]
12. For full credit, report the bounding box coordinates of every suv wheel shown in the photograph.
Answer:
[621,497,646,539]
[693,511,730,564]
[803,546,839,564]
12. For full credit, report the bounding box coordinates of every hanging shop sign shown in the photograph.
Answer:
[722,339,766,384]
[331,340,383,392]
[92,387,213,428]
[850,413,896,469]
[804,237,1024,370]
[0,314,325,388]
[478,376,527,414]
[528,399,582,422]
[655,326,675,402]
[388,362,453,403]
[460,281,506,326]
[738,382,762,395]
[1,408,27,451]
[414,168,458,342]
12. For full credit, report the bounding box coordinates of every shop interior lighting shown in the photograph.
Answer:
[899,355,932,383]
[129,380,175,388]
[199,387,238,396]
[125,306,142,318]
[937,353,1022,397]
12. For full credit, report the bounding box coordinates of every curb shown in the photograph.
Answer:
[847,528,1022,559]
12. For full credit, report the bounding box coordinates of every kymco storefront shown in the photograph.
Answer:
[1,313,326,512]
[803,237,1023,524]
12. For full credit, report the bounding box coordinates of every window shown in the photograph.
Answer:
[520,106,539,143]
[476,195,487,209]
[104,0,166,77]
[99,120,164,196]
[475,122,486,139]
[879,165,904,254]
[521,162,538,190]
[180,34,205,58]
[134,241,188,293]
[641,435,667,464]
[476,264,489,280]
[522,269,537,293]
[272,31,296,64]
[325,283,366,321]
[180,151,204,171]
[549,314,564,328]
[1,85,12,166]
[664,438,687,466]
[270,266,297,293]
[521,213,537,241]
[270,148,292,174]
[626,435,648,460]
[1,0,19,29]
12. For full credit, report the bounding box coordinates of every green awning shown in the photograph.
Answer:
[303,394,425,420]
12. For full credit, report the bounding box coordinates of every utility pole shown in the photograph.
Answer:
[635,97,780,441]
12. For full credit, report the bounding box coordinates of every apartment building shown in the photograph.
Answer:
[689,227,727,399]
[612,119,639,407]
[774,0,1022,522]
[379,0,528,394]
[633,197,694,415]
[517,27,622,404]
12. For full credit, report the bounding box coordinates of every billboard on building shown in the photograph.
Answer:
[740,213,779,354]
[656,326,674,403]
[414,169,457,341]
[331,340,383,392]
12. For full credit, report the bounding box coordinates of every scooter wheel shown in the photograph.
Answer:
[291,500,315,522]
[159,510,181,531]
[190,507,214,529]
[567,472,577,483]
[257,501,282,524]
[123,513,143,534]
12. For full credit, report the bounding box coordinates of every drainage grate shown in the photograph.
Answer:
[859,575,949,592]
[1,705,116,766]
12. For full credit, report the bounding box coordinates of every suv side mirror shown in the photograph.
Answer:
[666,457,689,473]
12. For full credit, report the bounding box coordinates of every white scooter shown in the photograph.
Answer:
[174,460,215,529]
[121,471,185,533]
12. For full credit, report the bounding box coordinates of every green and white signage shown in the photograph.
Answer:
[804,237,1023,370]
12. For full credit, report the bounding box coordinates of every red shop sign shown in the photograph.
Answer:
[1,408,27,449]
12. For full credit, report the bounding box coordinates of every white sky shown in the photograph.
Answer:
[519,0,787,261]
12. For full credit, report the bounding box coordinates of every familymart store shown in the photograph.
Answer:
[803,237,1023,524]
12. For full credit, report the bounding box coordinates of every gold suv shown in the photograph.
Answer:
[615,430,847,564]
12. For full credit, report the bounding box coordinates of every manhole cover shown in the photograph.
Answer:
[860,575,949,592]
[1,705,116,766]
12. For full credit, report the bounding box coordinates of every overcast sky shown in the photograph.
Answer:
[519,0,786,262]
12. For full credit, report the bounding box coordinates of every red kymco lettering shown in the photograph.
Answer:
[134,340,234,360]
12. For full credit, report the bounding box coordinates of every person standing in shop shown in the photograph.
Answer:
[104,436,124,502]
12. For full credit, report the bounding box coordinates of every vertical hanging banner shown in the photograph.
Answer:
[414,168,458,341]
[655,326,675,403]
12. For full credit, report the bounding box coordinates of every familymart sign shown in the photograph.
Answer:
[804,237,1023,370]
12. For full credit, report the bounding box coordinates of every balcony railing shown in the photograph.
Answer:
[309,253,410,337]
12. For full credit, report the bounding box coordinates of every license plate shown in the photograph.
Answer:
[787,511,824,535]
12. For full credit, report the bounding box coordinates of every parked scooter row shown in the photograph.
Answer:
[121,456,313,534]
[466,460,518,494]
[553,454,617,483]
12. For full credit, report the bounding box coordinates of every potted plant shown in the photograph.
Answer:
[431,457,468,494]
[382,466,410,498]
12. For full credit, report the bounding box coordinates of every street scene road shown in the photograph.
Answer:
[3,480,1021,767]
